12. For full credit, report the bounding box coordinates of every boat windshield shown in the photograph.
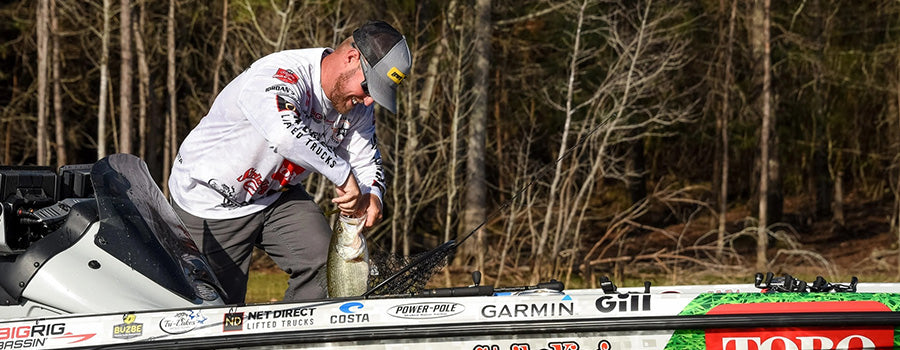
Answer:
[90,154,222,302]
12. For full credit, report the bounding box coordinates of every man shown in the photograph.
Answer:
[168,20,410,303]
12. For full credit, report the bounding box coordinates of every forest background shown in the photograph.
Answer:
[3,0,900,291]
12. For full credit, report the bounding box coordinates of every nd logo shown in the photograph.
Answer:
[223,312,244,332]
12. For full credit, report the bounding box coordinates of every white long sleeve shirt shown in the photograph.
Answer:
[169,48,385,219]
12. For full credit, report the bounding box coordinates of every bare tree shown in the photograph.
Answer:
[119,0,134,154]
[134,0,150,160]
[530,0,696,283]
[458,0,491,272]
[442,0,472,285]
[51,0,66,166]
[163,0,176,194]
[98,0,112,160]
[750,0,773,271]
[36,0,50,165]
[715,0,737,258]
[241,0,296,53]
[211,0,229,100]
[531,0,591,284]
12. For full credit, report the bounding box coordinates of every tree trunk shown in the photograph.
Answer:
[134,0,149,161]
[716,0,737,258]
[443,0,462,287]
[894,17,900,276]
[751,0,773,271]
[626,140,647,204]
[460,0,490,272]
[36,0,49,165]
[211,0,229,102]
[163,0,177,195]
[813,149,832,217]
[51,0,66,167]
[833,170,845,226]
[811,0,832,221]
[119,0,133,154]
[98,0,111,160]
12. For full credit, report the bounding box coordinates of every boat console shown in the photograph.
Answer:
[0,164,93,255]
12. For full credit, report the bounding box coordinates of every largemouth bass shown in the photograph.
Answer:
[326,215,369,297]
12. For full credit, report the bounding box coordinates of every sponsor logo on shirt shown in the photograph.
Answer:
[276,95,297,113]
[237,168,270,195]
[272,160,305,186]
[273,68,299,84]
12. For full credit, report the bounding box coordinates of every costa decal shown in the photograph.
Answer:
[339,302,364,313]
[273,68,299,84]
[332,302,370,324]
[705,301,893,350]
[595,294,651,313]
[159,310,208,334]
[112,313,143,339]
[481,302,574,318]
[223,312,244,332]
[387,302,464,319]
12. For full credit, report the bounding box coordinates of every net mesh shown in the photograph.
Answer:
[364,240,457,296]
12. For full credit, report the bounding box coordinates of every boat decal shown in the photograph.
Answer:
[595,294,652,313]
[332,302,370,324]
[223,312,244,332]
[111,313,143,339]
[481,301,574,319]
[387,302,465,319]
[159,310,207,335]
[672,292,899,316]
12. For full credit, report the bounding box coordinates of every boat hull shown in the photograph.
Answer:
[3,283,900,349]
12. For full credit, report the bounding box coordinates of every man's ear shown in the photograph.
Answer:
[346,45,362,64]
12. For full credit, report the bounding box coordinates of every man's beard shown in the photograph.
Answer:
[330,70,357,114]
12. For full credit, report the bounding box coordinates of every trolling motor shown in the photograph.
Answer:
[754,272,858,293]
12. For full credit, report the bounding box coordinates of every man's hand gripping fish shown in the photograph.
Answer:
[327,215,369,297]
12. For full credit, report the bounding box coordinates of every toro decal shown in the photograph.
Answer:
[705,301,892,350]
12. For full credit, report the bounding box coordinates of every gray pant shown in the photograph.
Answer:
[173,186,331,303]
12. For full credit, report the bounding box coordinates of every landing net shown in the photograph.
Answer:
[364,240,456,296]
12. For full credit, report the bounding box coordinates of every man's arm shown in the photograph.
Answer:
[339,110,385,228]
[333,171,361,217]
[237,63,353,187]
